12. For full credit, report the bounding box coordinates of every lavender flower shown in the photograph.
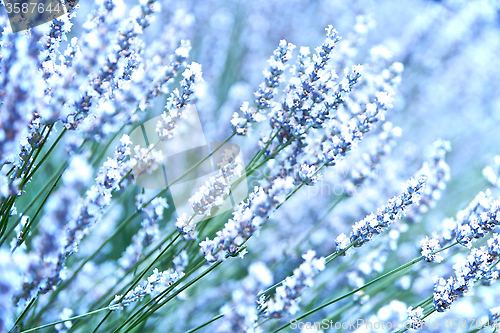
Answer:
[109,267,184,311]
[118,196,168,270]
[406,306,425,329]
[0,30,46,197]
[140,40,192,110]
[8,113,44,196]
[406,139,451,222]
[173,250,188,273]
[64,135,133,253]
[176,213,197,241]
[456,197,500,248]
[202,26,402,264]
[321,89,391,167]
[200,177,295,262]
[436,190,495,246]
[156,62,203,140]
[266,250,325,318]
[421,236,443,263]
[231,40,295,135]
[3,3,500,332]
[131,144,164,177]
[188,152,243,217]
[65,0,163,134]
[177,149,243,240]
[13,155,88,303]
[297,164,322,186]
[335,176,426,250]
[433,233,500,312]
[15,135,134,302]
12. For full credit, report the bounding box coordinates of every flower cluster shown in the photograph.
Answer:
[455,197,500,248]
[433,234,500,312]
[173,250,188,273]
[118,196,168,270]
[335,176,426,250]
[11,153,91,304]
[202,25,404,265]
[37,135,133,297]
[58,0,137,128]
[406,139,451,222]
[421,236,443,263]
[319,46,403,168]
[321,90,390,167]
[297,164,322,186]
[188,149,243,216]
[109,267,184,311]
[7,113,44,198]
[0,30,46,199]
[132,144,164,177]
[200,176,295,262]
[139,40,191,110]
[406,306,425,329]
[436,190,495,245]
[67,0,165,136]
[156,62,203,140]
[231,40,295,135]
[177,148,243,240]
[267,32,353,158]
[3,1,500,332]
[266,250,325,318]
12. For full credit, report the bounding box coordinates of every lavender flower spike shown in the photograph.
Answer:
[406,306,425,329]
[407,139,451,222]
[433,233,500,312]
[421,236,443,263]
[455,197,500,247]
[188,152,243,217]
[16,135,134,301]
[118,197,168,270]
[200,176,295,262]
[156,62,203,140]
[266,250,325,318]
[177,150,243,240]
[335,176,427,251]
[109,268,184,311]
[231,40,295,135]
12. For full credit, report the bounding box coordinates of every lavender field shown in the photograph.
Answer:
[1,0,500,332]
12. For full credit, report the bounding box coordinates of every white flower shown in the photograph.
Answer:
[421,237,443,263]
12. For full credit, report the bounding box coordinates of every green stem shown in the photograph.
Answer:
[272,256,425,332]
[185,314,225,333]
[81,233,181,333]
[20,307,110,333]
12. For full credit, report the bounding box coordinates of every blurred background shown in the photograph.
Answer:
[4,0,500,331]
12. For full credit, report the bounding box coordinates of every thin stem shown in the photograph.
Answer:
[0,150,73,247]
[272,257,425,332]
[81,233,181,333]
[20,307,110,333]
[185,313,225,333]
